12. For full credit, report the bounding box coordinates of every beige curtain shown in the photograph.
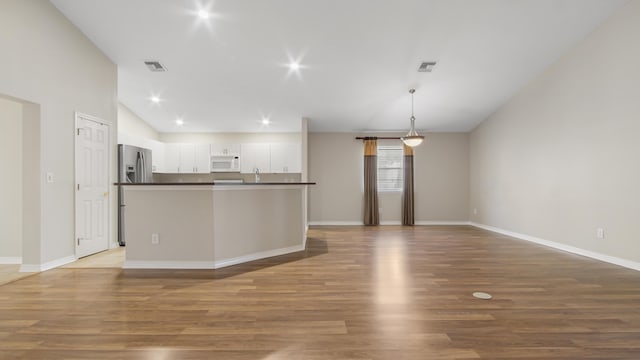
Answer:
[402,144,415,225]
[363,139,379,225]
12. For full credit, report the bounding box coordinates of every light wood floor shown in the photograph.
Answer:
[62,247,125,269]
[0,265,33,286]
[1,225,640,359]
[0,247,125,286]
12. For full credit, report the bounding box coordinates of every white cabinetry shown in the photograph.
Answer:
[240,143,301,174]
[146,139,165,173]
[178,144,196,173]
[210,143,240,156]
[164,143,211,173]
[270,143,301,173]
[240,143,270,173]
[164,143,181,173]
[193,144,211,173]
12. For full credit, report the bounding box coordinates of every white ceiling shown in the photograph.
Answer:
[51,0,625,133]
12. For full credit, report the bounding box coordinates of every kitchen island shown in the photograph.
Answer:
[118,182,314,269]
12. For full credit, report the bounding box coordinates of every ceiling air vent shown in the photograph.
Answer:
[418,61,437,72]
[144,60,167,72]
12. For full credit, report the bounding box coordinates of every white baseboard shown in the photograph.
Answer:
[123,260,216,269]
[309,221,363,226]
[309,221,471,226]
[470,222,640,272]
[123,244,306,270]
[415,221,471,226]
[213,244,305,269]
[0,257,22,265]
[19,255,77,273]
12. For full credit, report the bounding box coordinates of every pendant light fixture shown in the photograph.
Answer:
[401,89,425,147]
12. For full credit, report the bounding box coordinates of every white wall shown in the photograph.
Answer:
[0,97,23,260]
[470,1,640,263]
[0,0,117,267]
[118,103,160,141]
[308,132,469,224]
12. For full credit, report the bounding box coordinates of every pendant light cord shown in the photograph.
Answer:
[409,88,416,123]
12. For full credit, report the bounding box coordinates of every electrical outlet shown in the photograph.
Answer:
[151,233,160,245]
[596,228,605,239]
[473,208,478,215]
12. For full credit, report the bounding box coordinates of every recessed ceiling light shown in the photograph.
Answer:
[289,62,300,71]
[151,96,161,104]
[198,10,209,19]
[175,119,184,126]
[262,118,270,125]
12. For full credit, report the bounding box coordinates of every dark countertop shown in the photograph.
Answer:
[114,182,316,186]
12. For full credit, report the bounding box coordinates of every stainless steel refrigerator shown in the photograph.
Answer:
[117,144,153,246]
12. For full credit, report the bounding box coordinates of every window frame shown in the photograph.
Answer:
[376,145,404,192]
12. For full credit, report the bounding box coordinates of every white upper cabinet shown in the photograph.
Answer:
[146,139,165,173]
[210,143,240,156]
[270,143,301,173]
[178,143,196,173]
[241,143,301,174]
[163,143,210,173]
[193,144,211,173]
[120,134,302,175]
[164,143,181,173]
[240,143,270,174]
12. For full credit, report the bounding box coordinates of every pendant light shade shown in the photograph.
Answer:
[401,89,425,147]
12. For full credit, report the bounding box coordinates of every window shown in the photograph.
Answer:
[377,146,403,191]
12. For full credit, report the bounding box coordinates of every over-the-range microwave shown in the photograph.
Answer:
[211,155,240,172]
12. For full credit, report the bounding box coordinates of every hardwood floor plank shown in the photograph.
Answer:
[0,226,639,358]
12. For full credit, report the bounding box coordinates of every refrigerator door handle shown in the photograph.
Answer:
[135,151,143,183]
[141,151,148,182]
[140,151,146,182]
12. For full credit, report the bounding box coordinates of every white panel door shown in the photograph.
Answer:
[75,114,110,258]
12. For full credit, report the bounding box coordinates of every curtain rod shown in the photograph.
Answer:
[355,136,401,140]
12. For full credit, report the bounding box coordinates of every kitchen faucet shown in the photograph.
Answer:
[255,168,260,183]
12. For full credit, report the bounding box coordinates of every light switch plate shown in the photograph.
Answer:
[46,172,54,183]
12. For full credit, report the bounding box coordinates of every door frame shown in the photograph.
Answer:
[74,111,114,259]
